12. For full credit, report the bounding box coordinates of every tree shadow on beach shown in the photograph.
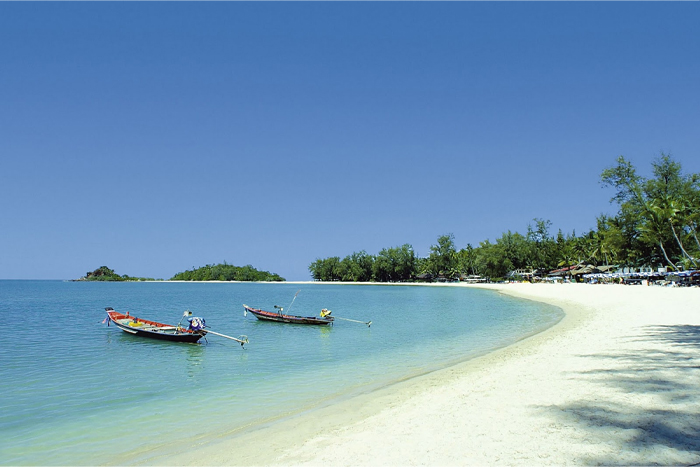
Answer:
[544,325,700,466]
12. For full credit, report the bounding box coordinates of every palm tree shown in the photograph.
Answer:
[638,201,677,270]
[557,241,579,281]
[649,198,698,269]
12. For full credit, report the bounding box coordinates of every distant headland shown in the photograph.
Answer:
[76,263,285,282]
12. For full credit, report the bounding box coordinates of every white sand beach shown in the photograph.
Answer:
[163,283,700,466]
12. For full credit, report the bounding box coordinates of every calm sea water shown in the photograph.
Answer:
[0,281,562,465]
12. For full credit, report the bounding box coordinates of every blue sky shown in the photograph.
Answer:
[1,3,699,281]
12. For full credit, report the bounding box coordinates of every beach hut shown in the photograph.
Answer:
[548,265,581,282]
[416,273,433,283]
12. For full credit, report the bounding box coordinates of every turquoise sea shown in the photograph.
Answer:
[0,281,562,465]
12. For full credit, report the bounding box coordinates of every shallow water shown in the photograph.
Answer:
[0,281,562,465]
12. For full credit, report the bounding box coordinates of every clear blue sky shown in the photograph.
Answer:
[1,3,699,281]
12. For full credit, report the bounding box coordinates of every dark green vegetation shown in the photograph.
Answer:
[170,263,284,282]
[310,154,700,282]
[82,263,284,282]
[600,154,700,272]
[81,266,158,282]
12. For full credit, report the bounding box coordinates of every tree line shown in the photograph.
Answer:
[309,154,700,282]
[170,262,285,282]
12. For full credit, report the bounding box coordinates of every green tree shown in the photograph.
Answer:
[309,257,341,281]
[426,234,458,280]
[526,219,555,271]
[601,154,700,270]
[496,230,530,272]
[456,244,478,276]
[646,156,700,268]
[556,231,580,281]
[474,239,512,279]
[593,215,624,266]
[372,245,416,282]
[337,251,375,281]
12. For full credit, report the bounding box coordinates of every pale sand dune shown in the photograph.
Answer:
[160,283,700,466]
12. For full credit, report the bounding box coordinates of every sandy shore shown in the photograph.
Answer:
[160,283,700,466]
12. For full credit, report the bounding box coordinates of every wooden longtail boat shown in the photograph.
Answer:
[243,304,334,326]
[105,307,207,343]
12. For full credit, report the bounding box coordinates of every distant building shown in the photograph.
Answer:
[460,274,487,283]
[507,269,537,280]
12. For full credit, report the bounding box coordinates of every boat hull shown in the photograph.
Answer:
[106,309,207,343]
[243,305,334,326]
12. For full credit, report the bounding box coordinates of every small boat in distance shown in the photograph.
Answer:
[243,304,335,326]
[105,307,207,343]
[242,291,371,327]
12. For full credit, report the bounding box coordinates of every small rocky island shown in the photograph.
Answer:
[77,266,157,281]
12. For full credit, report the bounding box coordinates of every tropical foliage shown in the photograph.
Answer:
[310,154,700,282]
[82,266,157,281]
[600,154,700,271]
[170,262,285,282]
[309,245,418,282]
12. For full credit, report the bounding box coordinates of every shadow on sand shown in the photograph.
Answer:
[546,325,700,465]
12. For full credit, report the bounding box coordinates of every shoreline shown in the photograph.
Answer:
[151,283,700,466]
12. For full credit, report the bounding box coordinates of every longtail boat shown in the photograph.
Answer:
[105,307,208,343]
[243,304,334,326]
